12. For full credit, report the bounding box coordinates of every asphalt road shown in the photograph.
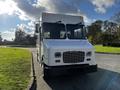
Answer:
[30,48,120,90]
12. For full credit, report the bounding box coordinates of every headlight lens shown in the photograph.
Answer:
[55,52,61,58]
[86,51,92,56]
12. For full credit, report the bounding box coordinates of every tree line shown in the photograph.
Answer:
[87,20,120,46]
[14,28,37,45]
[0,28,37,46]
[0,20,120,46]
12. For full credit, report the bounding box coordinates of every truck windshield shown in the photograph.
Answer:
[43,22,66,39]
[42,22,86,39]
[66,24,86,39]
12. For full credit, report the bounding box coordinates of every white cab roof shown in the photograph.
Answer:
[42,12,83,24]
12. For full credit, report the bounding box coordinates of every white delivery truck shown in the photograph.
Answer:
[36,13,97,77]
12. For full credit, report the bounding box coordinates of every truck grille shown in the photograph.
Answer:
[63,51,85,63]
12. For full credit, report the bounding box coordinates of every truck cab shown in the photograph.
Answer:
[36,13,97,77]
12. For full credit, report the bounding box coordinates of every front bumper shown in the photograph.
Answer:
[44,64,97,74]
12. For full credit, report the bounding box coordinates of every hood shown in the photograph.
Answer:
[43,39,93,49]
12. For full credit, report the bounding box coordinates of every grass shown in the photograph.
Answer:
[0,47,31,90]
[94,45,120,54]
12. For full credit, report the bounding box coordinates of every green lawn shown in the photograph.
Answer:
[0,47,31,90]
[94,45,120,54]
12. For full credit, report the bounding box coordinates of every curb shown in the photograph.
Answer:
[95,52,120,55]
[27,53,37,90]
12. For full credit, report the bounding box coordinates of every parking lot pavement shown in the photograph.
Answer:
[30,48,120,90]
[96,53,120,73]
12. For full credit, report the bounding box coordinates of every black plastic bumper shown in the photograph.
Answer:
[44,64,97,74]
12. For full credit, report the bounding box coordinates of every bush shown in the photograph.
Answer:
[110,42,120,47]
[103,41,120,47]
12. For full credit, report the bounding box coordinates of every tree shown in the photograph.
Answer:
[14,27,37,45]
[26,34,37,45]
[0,32,2,44]
[116,26,120,40]
[101,20,120,46]
[103,20,118,34]
[110,11,120,40]
[87,20,103,44]
[102,21,120,42]
[14,27,26,44]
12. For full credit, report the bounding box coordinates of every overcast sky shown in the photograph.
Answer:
[0,0,120,40]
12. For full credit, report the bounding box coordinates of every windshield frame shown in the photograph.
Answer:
[42,22,86,40]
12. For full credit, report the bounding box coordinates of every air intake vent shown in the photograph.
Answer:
[63,51,85,63]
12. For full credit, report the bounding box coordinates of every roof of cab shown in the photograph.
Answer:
[42,12,83,24]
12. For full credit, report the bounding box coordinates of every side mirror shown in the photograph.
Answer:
[39,27,43,41]
[83,27,88,37]
[35,24,40,33]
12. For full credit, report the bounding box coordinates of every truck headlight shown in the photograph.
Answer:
[86,51,92,56]
[55,52,61,58]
